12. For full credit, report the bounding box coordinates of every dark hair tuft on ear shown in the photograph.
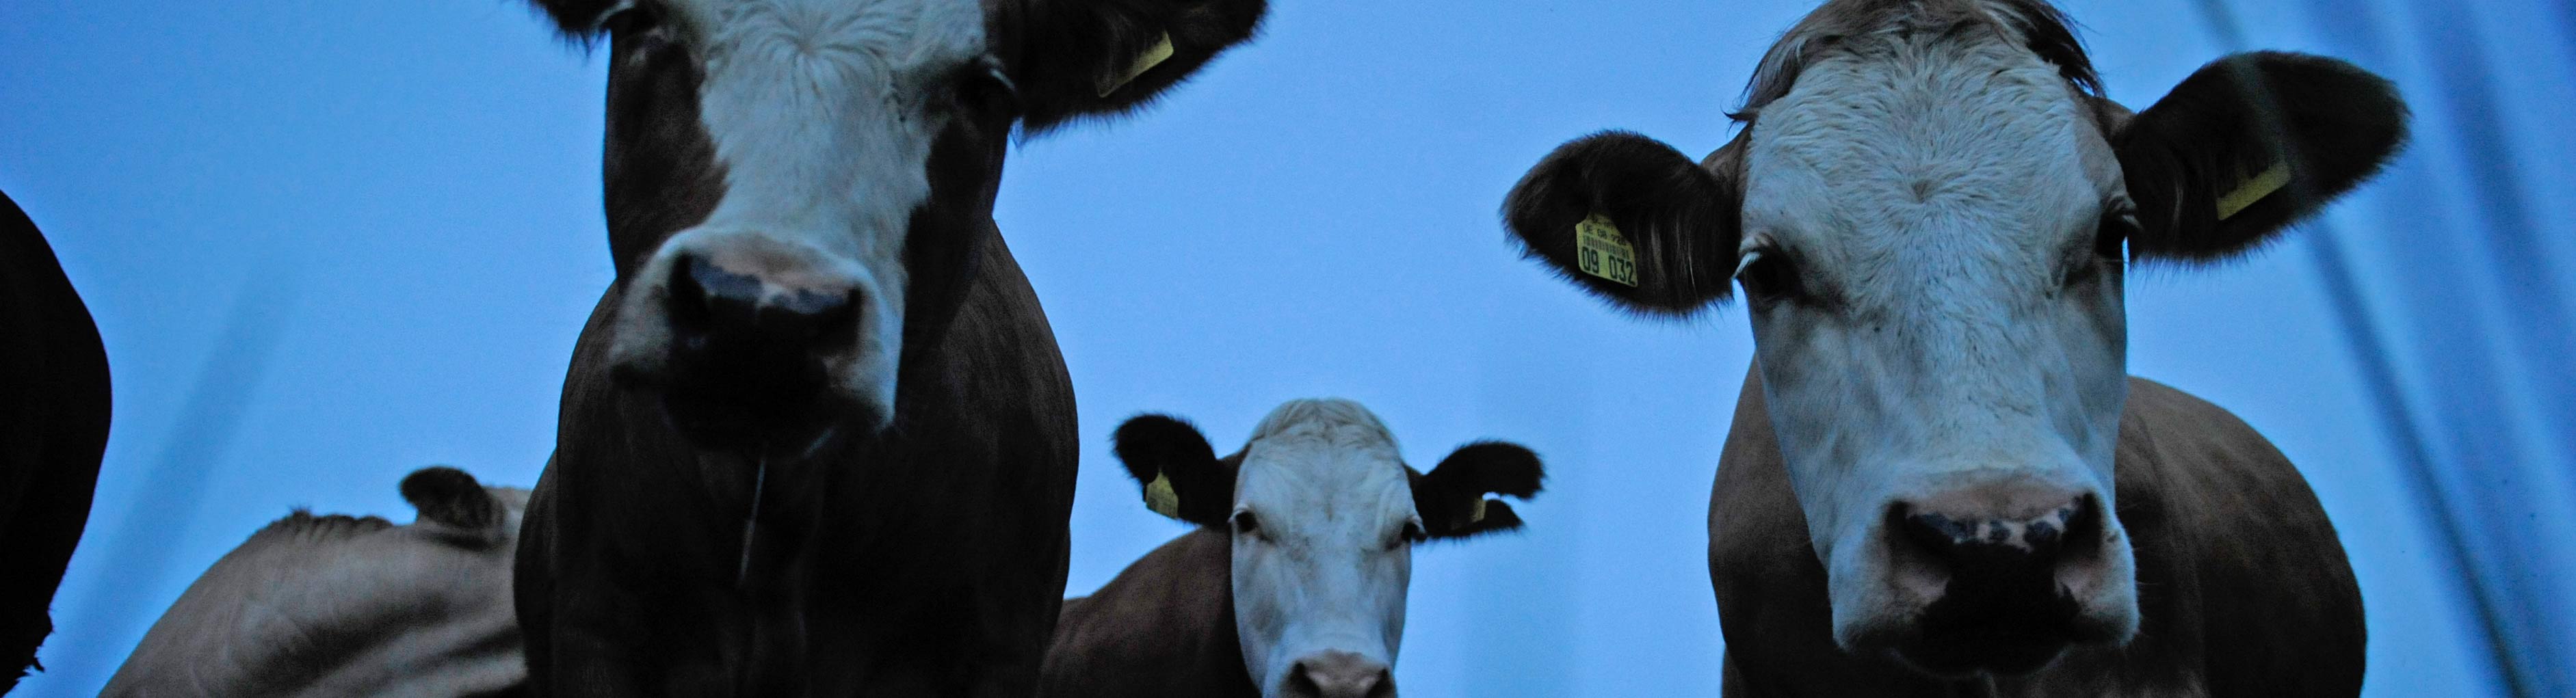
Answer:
[401,466,500,532]
[2116,51,2408,263]
[1413,440,1546,539]
[1433,442,1544,498]
[1502,131,1742,317]
[1110,414,1211,486]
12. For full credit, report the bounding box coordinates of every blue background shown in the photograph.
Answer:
[3,0,2569,695]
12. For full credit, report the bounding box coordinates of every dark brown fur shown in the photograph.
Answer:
[1040,529,1254,697]
[507,1,1265,695]
[0,188,109,692]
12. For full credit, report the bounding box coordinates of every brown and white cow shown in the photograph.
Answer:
[0,187,110,693]
[103,467,528,697]
[503,0,1265,694]
[1041,400,1544,698]
[1501,0,2402,693]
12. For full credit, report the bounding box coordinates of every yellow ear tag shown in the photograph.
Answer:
[2215,161,2290,221]
[1573,213,1639,287]
[1466,498,1490,525]
[1096,32,1177,98]
[1142,472,1182,519]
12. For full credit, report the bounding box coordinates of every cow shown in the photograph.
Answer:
[0,187,111,693]
[1040,400,1545,698]
[102,466,529,697]
[501,0,1267,693]
[1498,0,2404,694]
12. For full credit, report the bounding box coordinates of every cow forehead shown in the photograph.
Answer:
[1742,37,2113,288]
[665,0,986,64]
[1234,401,1417,525]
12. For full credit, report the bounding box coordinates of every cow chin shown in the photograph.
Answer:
[1826,511,2140,677]
[605,230,904,457]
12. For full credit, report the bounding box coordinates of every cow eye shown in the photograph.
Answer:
[1735,247,1803,308]
[1230,510,1262,538]
[597,1,657,35]
[2095,200,2138,261]
[954,59,1020,117]
[1393,520,1427,548]
[2067,201,2137,288]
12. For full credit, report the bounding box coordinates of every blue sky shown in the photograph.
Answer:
[4,0,2568,695]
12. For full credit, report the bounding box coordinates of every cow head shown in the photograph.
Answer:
[1111,400,1544,698]
[518,0,1265,453]
[1501,0,2403,677]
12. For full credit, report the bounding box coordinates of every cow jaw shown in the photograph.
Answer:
[1736,33,2139,674]
[604,0,986,448]
[1229,401,1411,698]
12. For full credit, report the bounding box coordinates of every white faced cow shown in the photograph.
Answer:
[505,0,1266,694]
[103,467,529,697]
[1502,0,2404,693]
[0,188,110,693]
[1041,400,1544,698]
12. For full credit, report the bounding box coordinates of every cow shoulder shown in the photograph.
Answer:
[2112,377,2363,695]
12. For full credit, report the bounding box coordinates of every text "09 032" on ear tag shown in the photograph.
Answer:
[1574,213,1638,286]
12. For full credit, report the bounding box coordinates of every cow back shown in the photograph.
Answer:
[1709,368,2363,696]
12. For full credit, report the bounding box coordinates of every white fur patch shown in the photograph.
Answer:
[1733,25,2138,649]
[1228,399,1416,697]
[609,0,988,425]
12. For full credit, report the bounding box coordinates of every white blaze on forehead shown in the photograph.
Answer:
[1229,399,1417,696]
[616,0,988,421]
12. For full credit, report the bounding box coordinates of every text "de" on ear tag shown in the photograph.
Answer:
[1143,471,1181,519]
[1574,213,1638,287]
[1096,32,1177,98]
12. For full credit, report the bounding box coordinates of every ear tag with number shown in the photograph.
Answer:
[1573,213,1639,286]
[2215,161,2289,221]
[1142,471,1181,519]
[1096,32,1177,98]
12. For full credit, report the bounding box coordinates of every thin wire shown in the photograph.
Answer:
[738,453,767,588]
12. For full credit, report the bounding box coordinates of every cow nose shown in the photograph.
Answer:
[668,256,858,347]
[1894,496,2086,563]
[1882,489,2103,674]
[1284,651,1393,698]
[652,254,861,451]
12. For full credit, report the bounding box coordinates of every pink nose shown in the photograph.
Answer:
[1881,482,2108,675]
[1283,651,1393,698]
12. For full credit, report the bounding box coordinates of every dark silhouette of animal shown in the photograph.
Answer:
[0,187,110,693]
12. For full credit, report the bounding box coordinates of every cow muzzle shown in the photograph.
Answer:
[609,230,893,453]
[1842,479,2138,676]
[1278,650,1393,698]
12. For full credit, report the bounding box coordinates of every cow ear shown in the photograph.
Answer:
[521,0,625,38]
[1411,442,1545,539]
[1112,414,1237,526]
[1503,131,1742,317]
[2112,51,2407,262]
[990,0,1267,135]
[401,466,504,541]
